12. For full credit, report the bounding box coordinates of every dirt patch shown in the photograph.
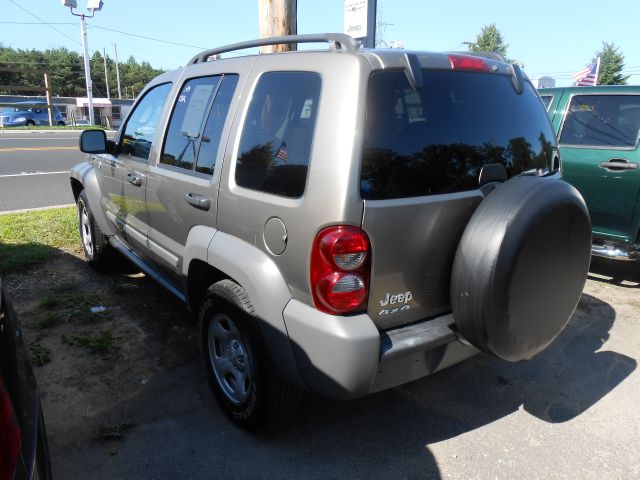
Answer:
[4,249,639,476]
[4,250,198,450]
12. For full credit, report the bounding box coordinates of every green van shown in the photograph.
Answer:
[540,86,640,261]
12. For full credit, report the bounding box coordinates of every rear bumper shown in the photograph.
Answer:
[283,300,477,399]
[591,234,639,262]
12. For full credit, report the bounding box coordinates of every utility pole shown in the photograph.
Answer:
[44,73,54,127]
[113,43,122,99]
[63,1,104,125]
[103,47,110,99]
[79,14,95,125]
[258,0,297,53]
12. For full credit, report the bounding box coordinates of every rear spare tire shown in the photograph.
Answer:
[451,175,591,362]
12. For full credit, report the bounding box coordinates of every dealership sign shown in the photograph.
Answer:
[344,0,368,39]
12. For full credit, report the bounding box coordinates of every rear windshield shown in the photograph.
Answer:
[361,69,556,200]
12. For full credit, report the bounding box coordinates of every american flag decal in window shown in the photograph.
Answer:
[276,142,288,161]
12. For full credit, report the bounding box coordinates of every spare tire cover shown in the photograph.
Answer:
[451,175,591,362]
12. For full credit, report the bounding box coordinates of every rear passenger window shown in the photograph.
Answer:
[196,75,238,175]
[235,72,321,198]
[160,74,238,174]
[559,95,640,148]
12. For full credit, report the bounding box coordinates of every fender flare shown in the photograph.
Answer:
[183,228,306,389]
[70,161,115,236]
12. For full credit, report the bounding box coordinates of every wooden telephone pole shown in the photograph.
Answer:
[258,0,297,53]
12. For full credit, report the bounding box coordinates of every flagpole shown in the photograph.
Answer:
[594,56,601,86]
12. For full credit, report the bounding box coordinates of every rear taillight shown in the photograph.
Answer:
[310,226,371,315]
[448,53,490,72]
[0,379,21,480]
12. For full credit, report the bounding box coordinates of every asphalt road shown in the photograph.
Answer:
[0,130,113,212]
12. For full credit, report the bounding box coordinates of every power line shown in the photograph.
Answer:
[88,24,206,50]
[6,0,81,47]
[0,21,76,25]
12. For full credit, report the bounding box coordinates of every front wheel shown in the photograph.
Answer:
[199,280,300,430]
[77,190,111,268]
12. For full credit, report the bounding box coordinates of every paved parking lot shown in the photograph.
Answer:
[5,252,638,479]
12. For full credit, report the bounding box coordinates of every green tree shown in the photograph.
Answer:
[469,23,508,59]
[594,42,629,85]
[0,45,164,98]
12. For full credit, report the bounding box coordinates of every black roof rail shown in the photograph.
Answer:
[188,33,358,65]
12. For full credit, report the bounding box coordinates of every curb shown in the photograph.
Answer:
[0,204,75,215]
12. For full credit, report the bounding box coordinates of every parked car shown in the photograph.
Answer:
[0,278,53,479]
[0,101,65,127]
[70,33,592,429]
[540,86,640,261]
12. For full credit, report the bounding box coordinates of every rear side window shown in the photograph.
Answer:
[235,71,321,198]
[196,75,238,175]
[361,70,555,200]
[559,94,640,148]
[540,94,553,111]
[160,74,238,174]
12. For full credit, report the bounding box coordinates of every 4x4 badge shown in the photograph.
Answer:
[378,291,413,316]
[379,304,411,316]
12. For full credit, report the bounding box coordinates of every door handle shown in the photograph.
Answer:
[185,192,211,210]
[599,159,639,171]
[126,172,142,186]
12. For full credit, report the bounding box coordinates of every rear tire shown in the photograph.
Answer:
[77,190,111,268]
[199,279,300,430]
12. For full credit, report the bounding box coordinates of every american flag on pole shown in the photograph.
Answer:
[572,57,601,86]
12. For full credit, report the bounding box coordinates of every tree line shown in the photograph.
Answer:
[467,23,629,85]
[0,27,631,95]
[0,44,164,98]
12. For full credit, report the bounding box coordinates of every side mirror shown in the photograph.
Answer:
[79,129,107,154]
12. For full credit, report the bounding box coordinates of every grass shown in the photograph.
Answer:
[0,206,80,274]
[29,341,51,366]
[63,330,119,354]
[33,290,109,329]
[36,312,64,330]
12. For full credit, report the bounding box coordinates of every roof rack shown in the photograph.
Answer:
[188,33,358,65]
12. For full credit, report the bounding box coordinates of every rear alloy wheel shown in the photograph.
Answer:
[208,311,253,405]
[199,280,300,430]
[77,190,111,268]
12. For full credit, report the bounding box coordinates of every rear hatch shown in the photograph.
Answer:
[361,58,556,329]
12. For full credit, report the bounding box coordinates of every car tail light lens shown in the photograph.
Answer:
[0,379,21,480]
[448,54,490,72]
[310,226,371,315]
